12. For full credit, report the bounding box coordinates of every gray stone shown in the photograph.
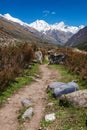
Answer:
[22,107,33,119]
[67,81,79,89]
[21,99,32,107]
[48,53,66,64]
[60,90,87,108]
[35,51,43,64]
[45,113,56,121]
[47,82,65,90]
[53,81,79,98]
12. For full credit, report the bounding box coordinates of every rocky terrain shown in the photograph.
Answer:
[65,26,87,50]
[29,20,84,45]
[0,16,43,45]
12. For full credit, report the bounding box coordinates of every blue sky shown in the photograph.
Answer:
[0,0,87,26]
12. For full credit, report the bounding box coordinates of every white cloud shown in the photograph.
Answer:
[43,10,50,14]
[43,10,50,16]
[43,10,56,17]
[51,11,56,15]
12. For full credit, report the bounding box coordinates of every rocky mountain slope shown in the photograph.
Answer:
[0,16,42,45]
[0,13,84,45]
[65,26,87,50]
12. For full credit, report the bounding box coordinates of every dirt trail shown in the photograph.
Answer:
[0,64,60,130]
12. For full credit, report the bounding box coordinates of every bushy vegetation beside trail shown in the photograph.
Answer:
[56,47,87,82]
[0,42,34,92]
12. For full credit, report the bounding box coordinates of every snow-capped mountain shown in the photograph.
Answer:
[0,15,42,45]
[0,13,31,28]
[0,13,85,45]
[0,13,25,25]
[29,20,51,32]
[0,13,84,34]
[29,20,84,44]
[29,20,84,34]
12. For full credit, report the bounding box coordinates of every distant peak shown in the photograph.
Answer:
[29,20,84,34]
[36,19,47,23]
[31,19,49,25]
[79,25,85,29]
[55,21,65,26]
[0,13,24,25]
[4,13,12,18]
[0,13,85,34]
[29,19,50,31]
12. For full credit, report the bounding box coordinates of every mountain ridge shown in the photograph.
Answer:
[0,16,44,45]
[0,13,85,45]
[29,19,84,34]
[0,13,84,34]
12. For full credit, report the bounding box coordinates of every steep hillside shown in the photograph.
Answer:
[42,29,73,45]
[0,16,42,45]
[65,26,87,50]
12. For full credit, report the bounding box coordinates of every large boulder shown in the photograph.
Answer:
[47,82,66,91]
[60,90,87,108]
[53,81,79,98]
[48,53,66,64]
[35,51,43,64]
